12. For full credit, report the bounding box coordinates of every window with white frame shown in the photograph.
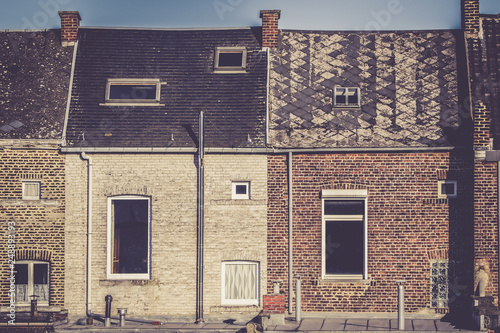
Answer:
[322,189,367,279]
[105,79,161,104]
[107,196,150,279]
[14,261,49,305]
[232,181,250,200]
[438,180,457,198]
[214,47,247,72]
[22,180,40,200]
[333,87,360,107]
[222,261,259,305]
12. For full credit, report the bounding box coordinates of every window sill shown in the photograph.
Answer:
[213,70,247,74]
[99,102,165,106]
[210,199,267,205]
[100,279,151,286]
[317,277,370,285]
[0,199,61,207]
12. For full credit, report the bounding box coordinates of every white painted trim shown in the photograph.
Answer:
[321,189,367,198]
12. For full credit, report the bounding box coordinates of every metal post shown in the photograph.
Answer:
[30,295,38,319]
[295,277,301,322]
[396,281,405,330]
[117,308,127,327]
[105,295,113,327]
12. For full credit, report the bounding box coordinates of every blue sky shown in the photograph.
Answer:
[0,0,499,31]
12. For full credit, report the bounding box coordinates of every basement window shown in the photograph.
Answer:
[222,261,259,305]
[214,47,247,72]
[104,79,161,104]
[14,261,49,306]
[22,180,40,200]
[438,180,457,199]
[333,87,360,107]
[232,181,250,200]
[107,196,150,280]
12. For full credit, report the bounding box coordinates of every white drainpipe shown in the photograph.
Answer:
[80,152,93,319]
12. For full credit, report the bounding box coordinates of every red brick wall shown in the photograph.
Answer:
[260,10,280,48]
[263,294,285,314]
[474,160,498,302]
[268,152,473,313]
[0,149,65,306]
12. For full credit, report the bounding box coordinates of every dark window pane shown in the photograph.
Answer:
[325,220,364,275]
[235,185,247,195]
[14,264,28,285]
[347,89,359,105]
[442,183,455,195]
[109,85,157,100]
[113,199,149,274]
[34,264,48,284]
[324,200,364,215]
[218,52,243,67]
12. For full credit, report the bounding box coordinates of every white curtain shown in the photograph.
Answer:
[225,263,256,300]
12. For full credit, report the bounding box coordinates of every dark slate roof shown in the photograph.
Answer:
[65,27,267,148]
[480,16,500,148]
[269,29,468,148]
[0,30,73,139]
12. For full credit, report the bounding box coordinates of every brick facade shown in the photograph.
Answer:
[0,145,65,307]
[65,153,267,320]
[267,152,473,313]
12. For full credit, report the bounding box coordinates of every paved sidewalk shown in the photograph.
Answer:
[52,317,479,333]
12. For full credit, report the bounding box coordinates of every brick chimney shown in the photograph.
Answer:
[260,10,281,48]
[58,11,81,47]
[462,0,479,37]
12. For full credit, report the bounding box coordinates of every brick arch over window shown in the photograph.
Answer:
[428,249,449,261]
[15,249,52,261]
[328,183,367,190]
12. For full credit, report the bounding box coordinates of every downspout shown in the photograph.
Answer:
[62,40,78,146]
[80,152,93,320]
[288,151,293,314]
[196,111,205,322]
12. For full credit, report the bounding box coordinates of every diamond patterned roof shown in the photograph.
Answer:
[269,30,464,148]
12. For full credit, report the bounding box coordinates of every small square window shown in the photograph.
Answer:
[105,79,161,104]
[438,180,457,198]
[22,181,40,200]
[334,87,360,107]
[215,47,247,72]
[232,181,250,200]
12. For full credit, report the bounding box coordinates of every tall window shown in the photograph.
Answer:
[222,261,259,305]
[322,189,367,279]
[15,261,49,305]
[107,196,150,280]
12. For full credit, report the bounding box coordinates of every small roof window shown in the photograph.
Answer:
[334,87,360,107]
[215,47,247,73]
[104,79,161,105]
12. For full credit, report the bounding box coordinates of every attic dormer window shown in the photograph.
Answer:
[334,87,360,107]
[214,47,247,72]
[104,79,161,105]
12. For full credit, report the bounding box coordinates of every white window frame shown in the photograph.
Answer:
[107,195,151,280]
[437,180,457,199]
[232,181,250,200]
[221,261,259,306]
[214,47,247,73]
[333,86,361,107]
[14,260,50,306]
[103,78,162,105]
[321,189,367,280]
[22,180,41,200]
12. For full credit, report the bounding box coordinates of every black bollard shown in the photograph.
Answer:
[105,295,113,327]
[30,295,39,319]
